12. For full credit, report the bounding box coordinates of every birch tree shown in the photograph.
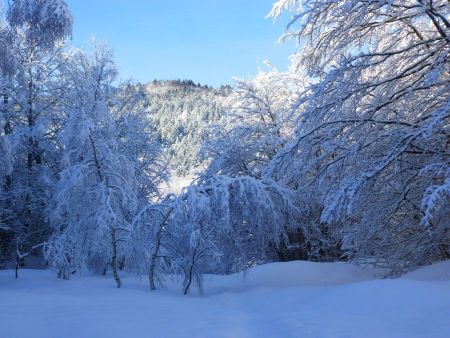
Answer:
[45,44,138,287]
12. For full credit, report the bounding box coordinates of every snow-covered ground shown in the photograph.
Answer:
[1,261,449,338]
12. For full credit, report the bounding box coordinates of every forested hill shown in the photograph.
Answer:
[144,80,231,175]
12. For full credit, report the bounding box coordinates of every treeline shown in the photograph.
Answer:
[148,79,210,89]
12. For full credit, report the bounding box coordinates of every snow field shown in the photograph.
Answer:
[1,260,449,338]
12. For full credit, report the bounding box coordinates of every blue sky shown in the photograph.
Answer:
[66,0,295,87]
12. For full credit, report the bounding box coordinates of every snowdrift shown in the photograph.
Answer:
[1,260,449,338]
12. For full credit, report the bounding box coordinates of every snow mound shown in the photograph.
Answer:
[402,260,450,281]
[204,261,377,295]
[240,260,376,286]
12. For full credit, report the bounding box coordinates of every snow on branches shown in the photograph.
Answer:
[128,175,308,293]
[267,0,450,270]
[7,0,72,48]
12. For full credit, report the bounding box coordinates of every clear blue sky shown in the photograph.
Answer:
[66,0,295,87]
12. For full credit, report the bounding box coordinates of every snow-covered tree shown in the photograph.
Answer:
[268,0,450,271]
[0,95,13,242]
[111,81,167,203]
[7,0,72,48]
[202,65,303,179]
[0,0,72,273]
[0,26,68,273]
[1,0,72,77]
[129,175,312,293]
[45,44,139,287]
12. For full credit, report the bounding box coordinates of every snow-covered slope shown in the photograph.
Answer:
[1,261,449,338]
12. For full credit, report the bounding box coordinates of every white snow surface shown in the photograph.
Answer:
[1,260,449,338]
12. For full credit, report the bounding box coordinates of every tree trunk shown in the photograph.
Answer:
[15,243,44,279]
[149,206,174,291]
[183,246,198,295]
[111,229,121,288]
[148,227,161,291]
[15,257,21,279]
[4,118,12,190]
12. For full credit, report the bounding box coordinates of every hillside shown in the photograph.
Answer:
[144,80,231,176]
